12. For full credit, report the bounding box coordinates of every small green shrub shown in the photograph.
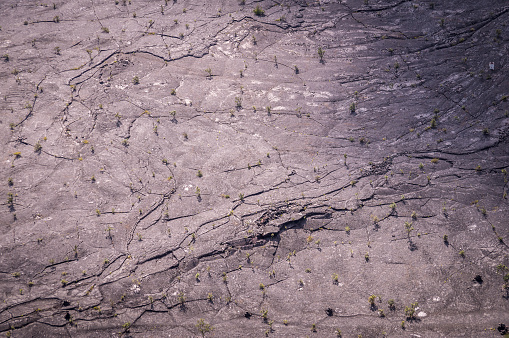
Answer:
[253,6,265,16]
[122,322,131,331]
[404,302,418,319]
[177,291,185,304]
[259,309,268,322]
[318,47,325,62]
[7,192,14,205]
[235,96,242,108]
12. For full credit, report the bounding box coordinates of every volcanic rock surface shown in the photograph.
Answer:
[1,0,508,337]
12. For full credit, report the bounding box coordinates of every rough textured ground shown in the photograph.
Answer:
[1,0,509,337]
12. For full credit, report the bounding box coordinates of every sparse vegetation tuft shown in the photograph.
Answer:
[253,6,265,16]
[318,47,325,62]
[196,318,213,335]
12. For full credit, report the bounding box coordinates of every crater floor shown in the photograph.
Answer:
[0,0,508,337]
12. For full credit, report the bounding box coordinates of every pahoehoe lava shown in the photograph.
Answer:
[1,0,508,337]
